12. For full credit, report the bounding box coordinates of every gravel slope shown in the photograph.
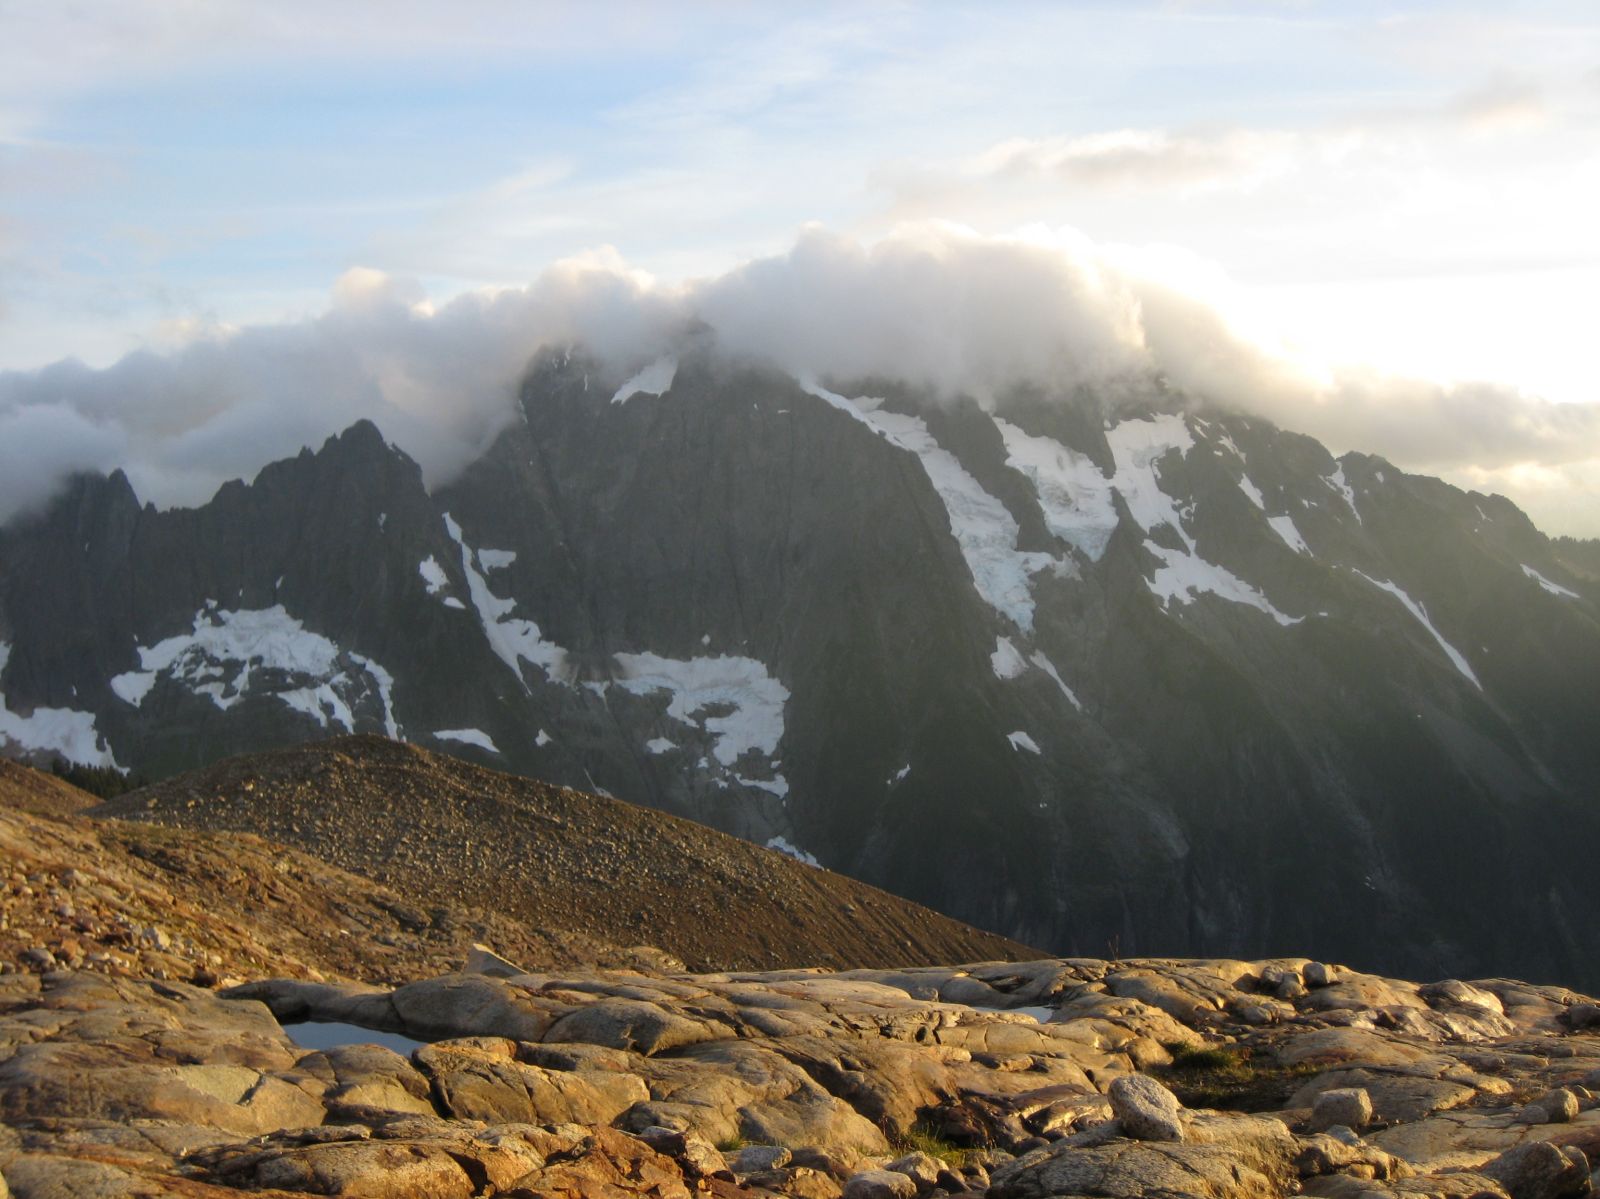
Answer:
[96,734,1038,971]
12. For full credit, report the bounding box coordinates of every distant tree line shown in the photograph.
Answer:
[50,760,147,800]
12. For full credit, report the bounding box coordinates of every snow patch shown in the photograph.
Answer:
[802,382,1058,630]
[476,549,517,572]
[1146,544,1302,627]
[535,729,553,747]
[1352,570,1481,689]
[1007,730,1041,755]
[1104,416,1300,625]
[109,607,399,737]
[0,642,119,768]
[444,513,571,689]
[994,417,1119,561]
[1523,564,1580,599]
[1106,415,1195,544]
[991,636,1027,680]
[737,774,790,799]
[613,652,789,799]
[1029,650,1082,711]
[645,736,677,754]
[418,556,449,595]
[890,763,911,783]
[766,836,820,867]
[1325,464,1362,523]
[1238,475,1265,510]
[435,728,500,754]
[611,356,678,405]
[1268,515,1311,555]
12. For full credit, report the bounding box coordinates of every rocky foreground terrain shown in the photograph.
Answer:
[7,952,1600,1199]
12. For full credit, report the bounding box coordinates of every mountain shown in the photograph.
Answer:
[3,345,1597,985]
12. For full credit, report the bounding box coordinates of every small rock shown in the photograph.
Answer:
[1312,1088,1374,1132]
[843,1168,919,1199]
[19,946,54,970]
[1108,1074,1185,1143]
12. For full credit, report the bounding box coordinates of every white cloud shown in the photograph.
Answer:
[3,222,1598,535]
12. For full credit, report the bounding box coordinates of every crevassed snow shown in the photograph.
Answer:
[611,356,677,405]
[1523,564,1580,599]
[613,652,788,769]
[0,642,119,767]
[766,836,820,867]
[801,382,1058,630]
[109,607,399,737]
[1146,544,1302,627]
[1007,730,1042,754]
[993,417,1119,561]
[1237,475,1266,510]
[444,513,571,689]
[991,636,1027,680]
[1352,570,1481,689]
[1325,464,1362,523]
[645,736,677,754]
[1268,515,1311,555]
[1028,650,1082,711]
[477,549,517,572]
[435,728,500,754]
[418,556,449,595]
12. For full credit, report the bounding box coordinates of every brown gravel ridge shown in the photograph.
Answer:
[94,734,1039,971]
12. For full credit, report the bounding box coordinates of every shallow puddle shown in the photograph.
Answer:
[282,1021,426,1056]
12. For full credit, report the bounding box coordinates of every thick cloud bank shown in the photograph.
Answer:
[2,223,1597,534]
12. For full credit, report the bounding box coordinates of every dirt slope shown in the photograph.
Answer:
[0,800,661,985]
[0,756,99,817]
[97,734,1038,971]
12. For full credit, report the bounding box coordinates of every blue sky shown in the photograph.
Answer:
[2,1,1598,531]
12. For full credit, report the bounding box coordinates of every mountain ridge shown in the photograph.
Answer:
[3,345,1598,985]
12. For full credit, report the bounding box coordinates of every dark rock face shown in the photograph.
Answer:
[3,348,1598,985]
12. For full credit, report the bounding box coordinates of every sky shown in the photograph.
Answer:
[1,0,1598,534]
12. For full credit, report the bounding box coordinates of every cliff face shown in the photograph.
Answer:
[3,346,1598,984]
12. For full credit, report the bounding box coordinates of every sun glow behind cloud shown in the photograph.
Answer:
[0,2,1596,532]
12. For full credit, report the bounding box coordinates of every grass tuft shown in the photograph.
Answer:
[889,1123,979,1168]
[1154,1042,1321,1111]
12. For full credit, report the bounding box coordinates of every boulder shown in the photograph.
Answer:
[843,1168,919,1199]
[1478,1141,1592,1199]
[731,1145,793,1174]
[885,1150,943,1190]
[544,1000,715,1056]
[990,1111,1297,1199]
[1313,1089,1375,1132]
[1517,1090,1581,1126]
[1108,1074,1185,1143]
